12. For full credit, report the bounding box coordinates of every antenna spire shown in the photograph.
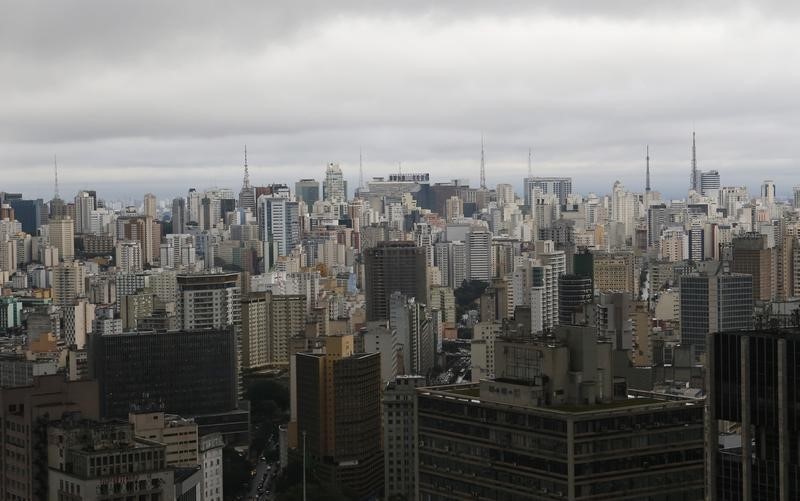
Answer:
[480,133,486,189]
[54,155,60,200]
[690,131,697,192]
[527,147,532,178]
[359,148,364,190]
[646,145,651,192]
[242,145,251,189]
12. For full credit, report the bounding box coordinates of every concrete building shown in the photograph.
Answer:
[466,228,491,282]
[129,411,199,467]
[732,232,777,302]
[200,433,225,501]
[592,251,635,295]
[416,324,705,500]
[52,260,86,306]
[382,375,425,500]
[295,179,320,207]
[115,239,143,272]
[470,321,501,382]
[0,375,100,500]
[176,273,240,331]
[323,162,346,202]
[524,176,572,206]
[47,417,173,501]
[48,217,75,261]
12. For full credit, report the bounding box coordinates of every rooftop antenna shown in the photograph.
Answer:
[646,145,651,192]
[53,154,60,199]
[480,133,486,189]
[527,147,532,178]
[359,147,364,189]
[242,145,251,188]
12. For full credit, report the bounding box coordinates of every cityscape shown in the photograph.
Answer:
[1,142,799,499]
[4,2,800,501]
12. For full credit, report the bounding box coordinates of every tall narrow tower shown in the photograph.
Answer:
[54,154,60,200]
[646,145,651,193]
[480,134,486,189]
[238,145,256,211]
[690,131,698,192]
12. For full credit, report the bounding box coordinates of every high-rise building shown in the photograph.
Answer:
[116,215,158,266]
[0,375,100,500]
[761,179,776,205]
[444,195,463,222]
[49,217,75,261]
[466,228,491,282]
[793,185,800,209]
[176,272,240,331]
[129,411,199,467]
[295,335,383,498]
[52,260,86,306]
[115,240,143,272]
[700,170,721,197]
[257,196,300,270]
[558,274,593,324]
[171,197,186,234]
[680,268,754,354]
[382,375,425,500]
[364,241,428,321]
[390,292,434,377]
[7,198,45,234]
[592,251,635,295]
[708,328,800,500]
[295,179,320,207]
[731,232,777,302]
[323,162,346,202]
[73,190,96,234]
[143,192,157,219]
[417,324,705,500]
[523,176,572,206]
[596,291,632,351]
[90,328,239,421]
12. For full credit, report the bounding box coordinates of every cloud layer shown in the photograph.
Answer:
[2,1,799,201]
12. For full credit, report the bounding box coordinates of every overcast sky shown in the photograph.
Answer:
[2,1,799,202]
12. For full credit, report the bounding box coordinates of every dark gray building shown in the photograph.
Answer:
[295,179,320,207]
[8,198,45,234]
[708,328,800,500]
[364,240,428,322]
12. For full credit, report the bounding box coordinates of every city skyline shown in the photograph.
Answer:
[3,1,800,198]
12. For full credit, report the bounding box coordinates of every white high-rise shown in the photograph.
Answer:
[466,229,491,282]
[323,162,346,202]
[115,240,143,273]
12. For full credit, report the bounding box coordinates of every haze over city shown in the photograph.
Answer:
[3,0,800,199]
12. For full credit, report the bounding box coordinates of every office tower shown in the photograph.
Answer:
[240,293,269,369]
[688,223,705,261]
[731,232,777,302]
[700,170,721,197]
[364,241,428,321]
[176,272,240,331]
[295,336,382,498]
[761,179,776,205]
[0,375,100,500]
[558,274,593,324]
[90,328,238,420]
[592,251,635,294]
[129,411,199,467]
[429,286,456,325]
[267,293,306,364]
[416,324,705,500]
[383,375,425,500]
[708,328,800,500]
[143,192,157,219]
[238,147,256,212]
[690,130,699,192]
[48,418,174,500]
[116,215,157,266]
[680,269,754,354]
[323,162,346,202]
[73,190,96,234]
[295,178,320,207]
[523,176,573,206]
[115,240,143,272]
[257,195,300,270]
[390,292,434,376]
[52,260,86,306]
[7,198,45,234]
[794,185,800,209]
[171,197,186,234]
[466,228,491,282]
[49,216,75,261]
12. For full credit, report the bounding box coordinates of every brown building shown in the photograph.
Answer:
[0,375,100,500]
[364,241,428,321]
[295,335,383,498]
[731,232,776,302]
[592,251,636,295]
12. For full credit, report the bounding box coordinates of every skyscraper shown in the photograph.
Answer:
[364,241,428,321]
[708,328,800,500]
[176,272,240,331]
[523,176,573,206]
[257,195,300,270]
[171,196,186,234]
[382,375,425,500]
[323,162,346,202]
[294,178,320,207]
[143,192,157,219]
[680,267,754,354]
[731,232,777,302]
[48,216,75,261]
[295,335,383,498]
[465,228,491,282]
[700,169,721,197]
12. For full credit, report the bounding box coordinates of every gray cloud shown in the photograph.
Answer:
[1,1,800,201]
